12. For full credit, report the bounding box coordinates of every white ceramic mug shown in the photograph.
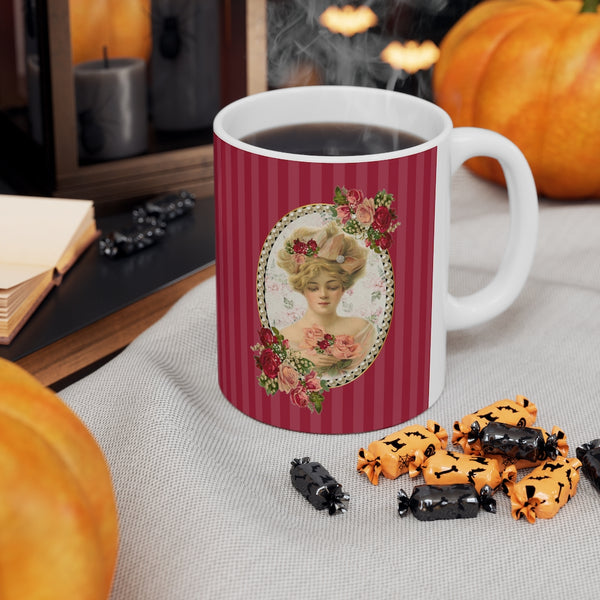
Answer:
[213,85,538,433]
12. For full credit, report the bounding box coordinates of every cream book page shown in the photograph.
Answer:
[0,195,95,289]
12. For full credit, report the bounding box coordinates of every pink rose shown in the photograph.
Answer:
[346,188,364,210]
[289,385,309,407]
[301,326,327,349]
[372,206,392,232]
[259,348,281,379]
[293,254,306,267]
[330,335,361,360]
[304,371,322,392]
[355,197,375,225]
[259,327,277,347]
[278,364,300,393]
[336,205,352,225]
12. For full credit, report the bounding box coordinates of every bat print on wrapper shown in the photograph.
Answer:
[397,483,496,521]
[290,457,349,515]
[409,450,517,493]
[453,395,537,454]
[357,421,448,485]
[504,457,581,523]
[468,422,569,470]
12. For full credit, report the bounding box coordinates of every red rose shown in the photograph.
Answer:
[317,339,330,350]
[372,206,392,232]
[259,327,277,346]
[307,239,318,253]
[259,348,281,379]
[292,239,307,254]
[377,232,392,250]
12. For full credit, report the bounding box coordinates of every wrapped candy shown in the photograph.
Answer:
[397,483,496,521]
[452,395,537,454]
[409,449,517,493]
[357,421,448,485]
[132,190,196,224]
[504,456,581,523]
[290,457,349,515]
[98,221,166,258]
[576,439,600,492]
[469,422,568,469]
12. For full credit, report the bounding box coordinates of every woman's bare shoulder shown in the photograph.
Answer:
[337,316,373,336]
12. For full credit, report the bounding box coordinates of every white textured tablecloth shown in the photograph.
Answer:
[60,168,600,599]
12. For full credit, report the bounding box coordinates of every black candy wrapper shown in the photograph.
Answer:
[397,483,496,521]
[100,190,196,258]
[469,421,559,462]
[290,457,349,515]
[576,439,600,492]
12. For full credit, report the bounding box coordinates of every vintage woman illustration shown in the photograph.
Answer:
[276,221,376,378]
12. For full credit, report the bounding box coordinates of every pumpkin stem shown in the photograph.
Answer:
[581,0,599,13]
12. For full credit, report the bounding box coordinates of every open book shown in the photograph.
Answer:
[0,194,98,344]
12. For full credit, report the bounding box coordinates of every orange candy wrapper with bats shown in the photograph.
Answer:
[409,449,517,493]
[357,421,447,485]
[452,395,537,454]
[504,456,581,523]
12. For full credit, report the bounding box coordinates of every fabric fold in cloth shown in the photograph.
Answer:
[59,169,600,599]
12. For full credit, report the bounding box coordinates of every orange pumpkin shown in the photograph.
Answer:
[0,358,118,599]
[69,0,152,65]
[433,0,600,199]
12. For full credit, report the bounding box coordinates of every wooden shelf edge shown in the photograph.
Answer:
[16,264,216,387]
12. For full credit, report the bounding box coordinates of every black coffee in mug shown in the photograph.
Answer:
[241,122,425,156]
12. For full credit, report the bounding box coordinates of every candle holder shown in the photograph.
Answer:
[0,0,267,216]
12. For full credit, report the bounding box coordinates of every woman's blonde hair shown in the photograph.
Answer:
[277,222,368,293]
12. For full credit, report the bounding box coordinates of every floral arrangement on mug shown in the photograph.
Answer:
[302,325,362,375]
[330,186,400,252]
[252,326,330,413]
[283,234,364,275]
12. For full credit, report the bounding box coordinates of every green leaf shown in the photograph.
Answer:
[309,392,323,414]
[263,377,279,395]
[292,357,315,374]
[333,186,348,205]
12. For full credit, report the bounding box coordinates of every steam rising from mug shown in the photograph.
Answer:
[266,0,451,94]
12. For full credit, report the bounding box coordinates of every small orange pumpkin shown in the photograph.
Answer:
[69,0,152,65]
[433,0,600,199]
[0,358,118,599]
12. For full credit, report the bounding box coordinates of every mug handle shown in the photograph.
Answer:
[445,127,539,331]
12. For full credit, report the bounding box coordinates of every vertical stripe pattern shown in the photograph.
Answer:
[214,136,437,433]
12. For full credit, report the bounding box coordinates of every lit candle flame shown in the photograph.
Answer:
[380,40,440,74]
[319,5,378,37]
